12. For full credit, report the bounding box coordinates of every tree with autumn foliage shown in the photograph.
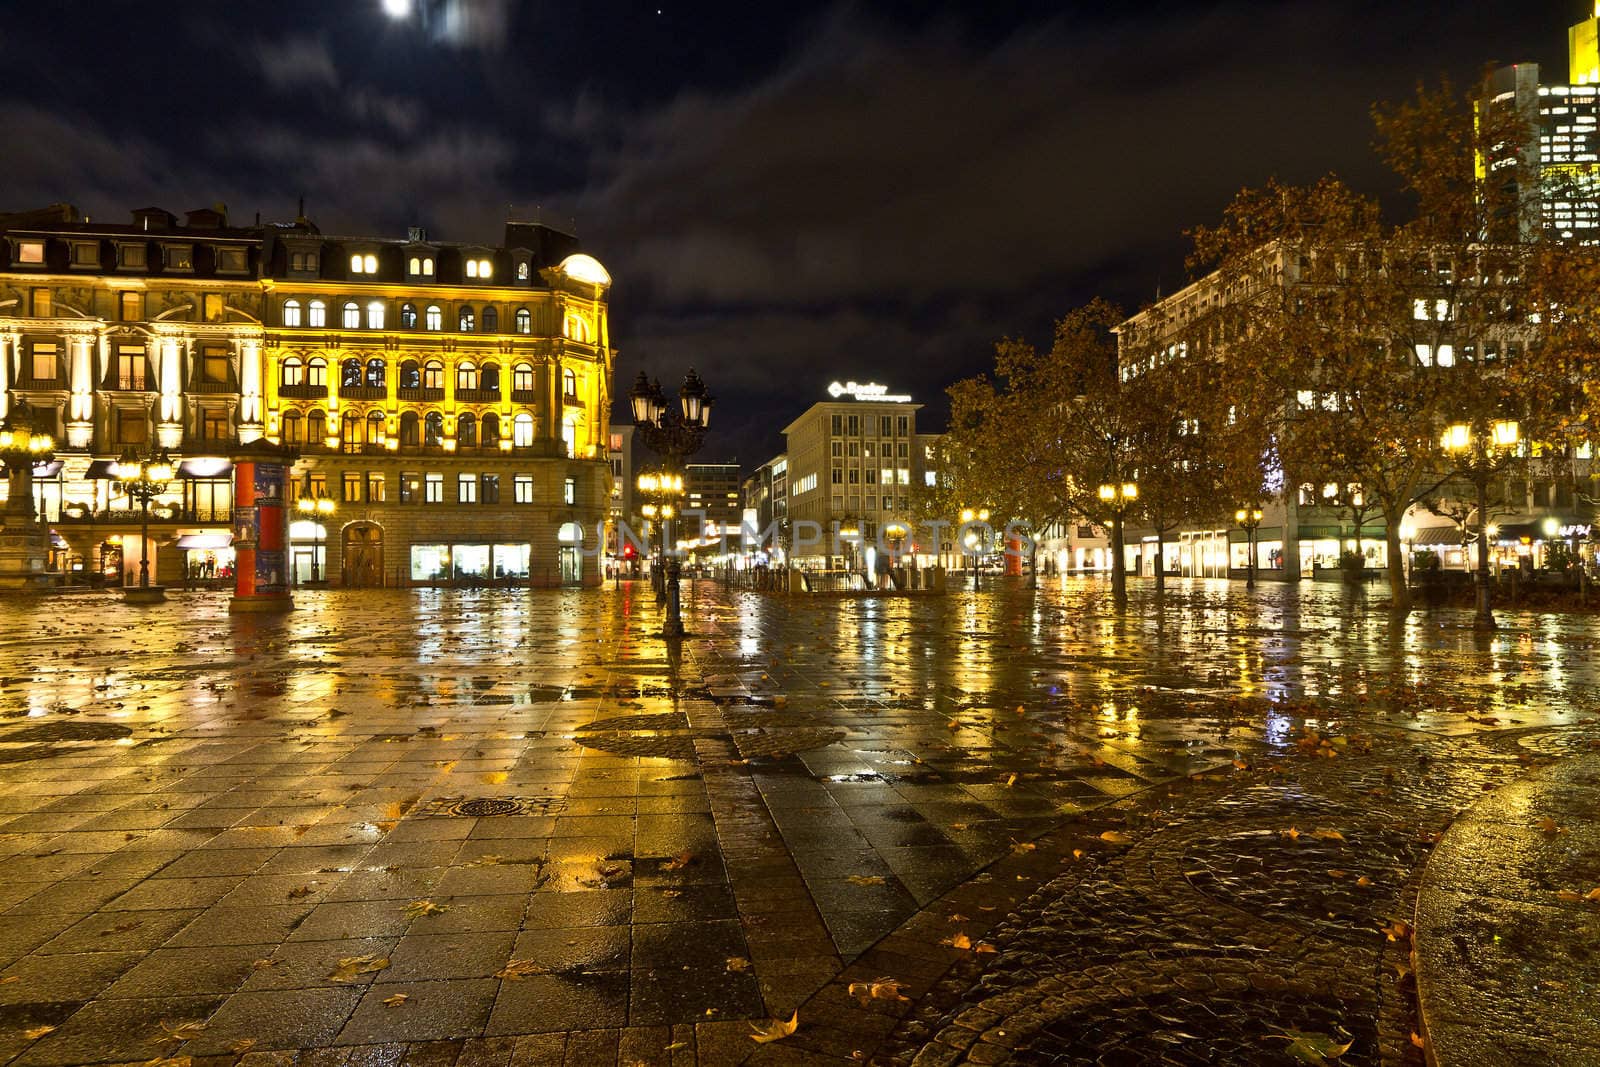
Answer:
[1186,76,1553,612]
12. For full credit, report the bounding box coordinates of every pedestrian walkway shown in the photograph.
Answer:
[1414,751,1600,1066]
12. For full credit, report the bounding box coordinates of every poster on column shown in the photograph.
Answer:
[253,463,284,507]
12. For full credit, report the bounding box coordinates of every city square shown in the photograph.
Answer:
[0,581,1596,1064]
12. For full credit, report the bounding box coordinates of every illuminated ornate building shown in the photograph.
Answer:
[0,202,614,587]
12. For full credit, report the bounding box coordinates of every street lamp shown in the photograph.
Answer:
[111,445,174,600]
[636,471,682,603]
[629,369,713,638]
[959,507,990,589]
[296,483,336,583]
[0,404,56,590]
[1098,481,1138,606]
[1441,419,1519,629]
[1234,506,1264,590]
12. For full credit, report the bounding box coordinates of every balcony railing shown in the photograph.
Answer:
[104,375,152,392]
[510,388,537,403]
[278,383,328,399]
[188,378,239,395]
[339,384,388,401]
[398,386,445,402]
[456,388,502,403]
[59,506,232,524]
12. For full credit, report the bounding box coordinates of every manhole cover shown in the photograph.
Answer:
[419,795,567,818]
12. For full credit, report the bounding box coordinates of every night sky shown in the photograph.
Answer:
[0,1,1576,464]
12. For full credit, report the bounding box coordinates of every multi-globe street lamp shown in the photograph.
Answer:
[636,471,683,602]
[1441,419,1519,629]
[1235,506,1264,590]
[296,483,336,584]
[0,405,56,590]
[111,446,174,600]
[1098,481,1138,605]
[960,507,989,590]
[629,369,713,638]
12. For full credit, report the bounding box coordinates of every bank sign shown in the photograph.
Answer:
[828,381,913,403]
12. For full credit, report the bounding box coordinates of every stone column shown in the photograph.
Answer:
[158,337,183,449]
[66,335,94,449]
[229,441,295,613]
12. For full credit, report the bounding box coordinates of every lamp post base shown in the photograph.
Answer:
[123,585,167,604]
[0,521,51,591]
[229,593,294,614]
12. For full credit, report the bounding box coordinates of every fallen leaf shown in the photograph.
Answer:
[229,1039,258,1054]
[251,958,279,971]
[947,913,968,922]
[21,1026,55,1040]
[661,851,695,871]
[1071,849,1084,860]
[1410,1032,1426,1049]
[403,899,448,918]
[494,959,547,980]
[1327,869,1348,879]
[1232,758,1251,771]
[1281,827,1302,841]
[382,993,409,1007]
[1272,1028,1354,1063]
[1382,920,1411,942]
[1010,841,1036,854]
[846,875,886,886]
[725,956,751,973]
[665,1040,690,1051]
[848,977,910,1005]
[0,976,18,986]
[286,885,314,899]
[973,941,998,954]
[1356,876,1373,888]
[1312,828,1346,842]
[942,933,973,950]
[1004,773,1018,788]
[1556,889,1584,902]
[1539,818,1568,836]
[328,954,390,983]
[1586,887,1600,902]
[1099,831,1132,845]
[152,1020,207,1047]
[749,1011,799,1043]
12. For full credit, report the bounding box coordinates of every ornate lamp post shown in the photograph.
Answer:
[111,445,174,600]
[1098,481,1138,605]
[959,507,990,590]
[1441,419,1519,629]
[629,369,713,638]
[636,471,682,603]
[0,405,56,590]
[296,480,336,584]
[1234,506,1264,589]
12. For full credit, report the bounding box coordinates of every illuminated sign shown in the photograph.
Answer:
[1559,524,1592,538]
[827,380,912,403]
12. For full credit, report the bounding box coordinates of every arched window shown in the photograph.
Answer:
[283,299,302,327]
[513,412,534,447]
[281,411,303,444]
[308,300,327,327]
[422,360,444,390]
[399,360,420,389]
[365,358,385,387]
[400,411,419,446]
[517,262,530,281]
[424,411,444,447]
[480,363,500,392]
[280,356,305,387]
[342,409,363,452]
[514,308,531,334]
[341,358,363,388]
[342,301,360,329]
[458,307,475,332]
[308,409,327,443]
[564,311,590,342]
[423,256,434,275]
[408,256,420,275]
[482,412,500,447]
[306,357,327,387]
[400,303,417,329]
[482,306,498,332]
[458,412,477,448]
[366,300,385,329]
[367,410,385,446]
[456,361,477,391]
[512,363,534,392]
[425,305,442,331]
[562,367,577,399]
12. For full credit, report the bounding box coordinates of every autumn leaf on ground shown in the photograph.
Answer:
[1271,1028,1354,1063]
[382,993,409,1007]
[1556,889,1584,902]
[1538,818,1568,835]
[286,884,314,899]
[1233,758,1251,771]
[251,958,279,971]
[726,957,751,973]
[749,1011,799,1043]
[848,977,910,1005]
[1382,920,1411,942]
[21,1026,55,1040]
[229,1039,258,1054]
[661,851,695,870]
[1010,841,1036,854]
[1312,828,1346,842]
[1356,876,1373,888]
[1410,1032,1426,1049]
[1004,773,1018,788]
[1099,831,1132,845]
[403,899,448,918]
[152,1020,207,1047]
[467,854,506,867]
[1281,827,1302,841]
[495,959,547,980]
[942,933,973,950]
[328,954,390,983]
[0,976,18,985]
[846,875,886,886]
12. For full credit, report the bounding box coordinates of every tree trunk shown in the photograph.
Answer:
[1111,517,1127,607]
[1155,529,1166,595]
[1385,519,1409,613]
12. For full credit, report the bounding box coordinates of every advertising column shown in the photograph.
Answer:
[229,442,294,614]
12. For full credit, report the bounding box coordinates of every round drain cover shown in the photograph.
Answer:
[453,797,523,817]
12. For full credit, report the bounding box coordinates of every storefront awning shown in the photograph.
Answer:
[1410,526,1463,547]
[32,459,62,478]
[178,458,232,479]
[84,459,117,480]
[176,533,233,550]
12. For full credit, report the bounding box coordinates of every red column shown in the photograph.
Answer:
[1005,536,1024,577]
[229,443,295,614]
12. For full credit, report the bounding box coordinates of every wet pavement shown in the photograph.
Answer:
[0,579,1596,1064]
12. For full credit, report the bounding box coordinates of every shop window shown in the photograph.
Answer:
[410,544,450,580]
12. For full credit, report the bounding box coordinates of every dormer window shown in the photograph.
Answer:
[116,243,147,269]
[407,255,435,278]
[69,241,100,269]
[290,250,319,273]
[15,240,44,265]
[350,253,378,275]
[465,257,493,279]
[164,244,194,271]
[216,246,248,274]
[517,261,530,281]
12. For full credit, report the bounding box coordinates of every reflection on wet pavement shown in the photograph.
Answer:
[0,579,1598,1063]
